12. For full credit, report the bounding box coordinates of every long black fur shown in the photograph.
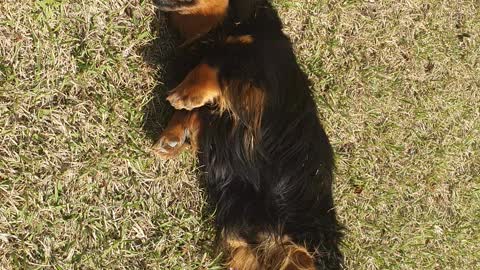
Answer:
[157,0,343,268]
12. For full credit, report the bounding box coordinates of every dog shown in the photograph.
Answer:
[151,1,343,269]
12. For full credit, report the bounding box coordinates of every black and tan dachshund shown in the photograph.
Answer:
[152,1,343,269]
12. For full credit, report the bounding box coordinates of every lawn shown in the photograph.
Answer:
[1,0,479,269]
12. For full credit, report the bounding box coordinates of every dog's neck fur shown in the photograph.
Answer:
[168,0,260,45]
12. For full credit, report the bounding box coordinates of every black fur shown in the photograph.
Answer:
[159,0,343,268]
[153,0,195,11]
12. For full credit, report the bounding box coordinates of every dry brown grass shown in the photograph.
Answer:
[1,0,479,269]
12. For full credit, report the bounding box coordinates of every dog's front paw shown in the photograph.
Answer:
[166,88,210,111]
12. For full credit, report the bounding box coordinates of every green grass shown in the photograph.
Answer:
[1,0,479,269]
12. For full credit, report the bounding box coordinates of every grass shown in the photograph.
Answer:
[0,0,479,269]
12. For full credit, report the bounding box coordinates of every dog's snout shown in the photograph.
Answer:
[154,0,195,11]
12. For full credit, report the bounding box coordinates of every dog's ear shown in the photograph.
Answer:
[230,0,257,22]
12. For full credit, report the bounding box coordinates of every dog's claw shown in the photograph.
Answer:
[152,131,186,158]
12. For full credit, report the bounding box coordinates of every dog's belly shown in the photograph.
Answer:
[196,109,335,234]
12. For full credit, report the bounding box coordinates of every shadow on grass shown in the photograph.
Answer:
[140,9,204,143]
[139,9,176,142]
[138,7,220,265]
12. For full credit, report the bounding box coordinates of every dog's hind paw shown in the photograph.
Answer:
[152,130,187,158]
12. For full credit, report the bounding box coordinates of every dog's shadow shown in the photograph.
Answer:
[139,8,221,264]
[140,9,203,142]
[139,9,175,142]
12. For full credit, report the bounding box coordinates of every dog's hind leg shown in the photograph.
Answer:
[223,234,262,270]
[152,109,202,158]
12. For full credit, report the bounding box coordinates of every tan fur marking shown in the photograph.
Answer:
[226,35,255,45]
[222,82,265,157]
[185,109,202,150]
[169,0,228,41]
[279,247,315,270]
[261,235,315,270]
[222,233,315,270]
[225,236,262,270]
[167,63,223,111]
[176,0,228,16]
[152,110,202,158]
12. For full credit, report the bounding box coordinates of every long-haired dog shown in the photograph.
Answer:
[151,0,343,269]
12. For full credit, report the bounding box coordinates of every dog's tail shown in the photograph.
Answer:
[224,233,316,270]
